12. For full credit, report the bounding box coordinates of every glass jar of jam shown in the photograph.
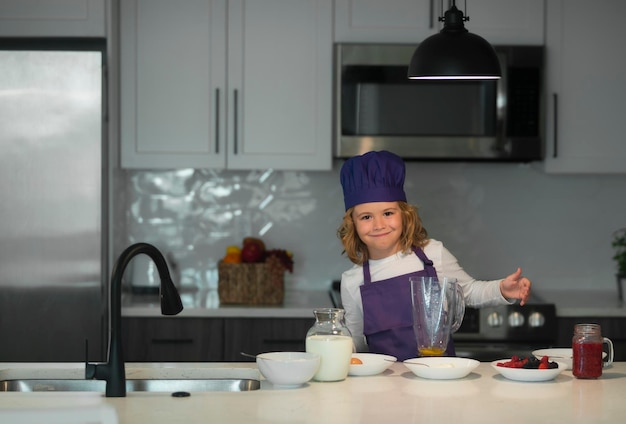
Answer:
[572,323,614,379]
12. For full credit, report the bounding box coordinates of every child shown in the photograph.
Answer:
[337,150,532,361]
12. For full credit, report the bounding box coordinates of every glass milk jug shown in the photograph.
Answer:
[305,308,353,382]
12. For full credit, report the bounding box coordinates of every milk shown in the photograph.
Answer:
[305,335,353,381]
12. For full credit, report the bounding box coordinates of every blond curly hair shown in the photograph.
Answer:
[336,201,429,265]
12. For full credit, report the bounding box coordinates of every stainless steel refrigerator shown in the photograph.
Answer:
[0,39,107,362]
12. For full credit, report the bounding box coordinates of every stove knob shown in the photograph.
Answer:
[486,311,503,327]
[508,311,525,327]
[528,312,545,327]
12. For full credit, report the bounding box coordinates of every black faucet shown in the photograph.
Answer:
[85,242,184,397]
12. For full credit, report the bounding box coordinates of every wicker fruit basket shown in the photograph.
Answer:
[217,255,286,305]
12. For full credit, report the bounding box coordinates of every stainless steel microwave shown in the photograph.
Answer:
[334,43,544,161]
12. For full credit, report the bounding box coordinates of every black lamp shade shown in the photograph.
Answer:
[408,4,502,80]
[408,31,501,79]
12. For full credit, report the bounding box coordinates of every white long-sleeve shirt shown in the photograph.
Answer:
[340,239,512,353]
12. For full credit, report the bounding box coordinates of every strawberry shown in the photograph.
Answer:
[497,355,558,370]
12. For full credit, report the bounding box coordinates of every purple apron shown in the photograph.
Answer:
[360,247,456,361]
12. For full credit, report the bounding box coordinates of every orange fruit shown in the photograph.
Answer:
[223,245,242,263]
[350,357,363,365]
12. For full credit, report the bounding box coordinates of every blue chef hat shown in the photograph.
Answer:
[340,150,407,211]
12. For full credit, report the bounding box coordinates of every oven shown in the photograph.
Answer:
[453,304,557,362]
[329,281,557,361]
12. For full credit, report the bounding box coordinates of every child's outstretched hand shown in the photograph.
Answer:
[500,268,532,305]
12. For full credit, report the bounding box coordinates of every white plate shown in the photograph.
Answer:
[349,353,396,376]
[403,357,480,380]
[532,348,573,370]
[491,359,566,382]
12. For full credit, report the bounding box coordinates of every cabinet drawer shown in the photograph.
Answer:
[334,0,544,44]
[122,318,223,362]
[223,318,314,361]
[0,0,106,37]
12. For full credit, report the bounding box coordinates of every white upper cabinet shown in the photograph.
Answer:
[334,0,544,45]
[120,0,226,169]
[544,0,626,173]
[0,0,106,37]
[460,0,545,45]
[120,0,332,170]
[225,0,332,170]
[334,0,437,43]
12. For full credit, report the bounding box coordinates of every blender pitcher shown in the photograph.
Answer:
[410,276,465,357]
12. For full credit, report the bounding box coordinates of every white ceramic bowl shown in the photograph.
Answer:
[532,348,607,371]
[403,357,480,380]
[256,352,320,387]
[532,348,573,370]
[491,359,566,382]
[348,353,396,376]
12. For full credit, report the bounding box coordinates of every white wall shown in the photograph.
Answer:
[402,162,625,296]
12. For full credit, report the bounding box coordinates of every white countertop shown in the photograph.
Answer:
[122,287,626,319]
[2,361,626,423]
[122,289,333,318]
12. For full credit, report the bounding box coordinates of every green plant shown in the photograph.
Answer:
[612,228,626,277]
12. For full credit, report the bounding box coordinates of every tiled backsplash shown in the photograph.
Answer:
[115,161,626,295]
[115,167,347,292]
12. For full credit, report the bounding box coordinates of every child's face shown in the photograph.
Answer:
[352,201,403,260]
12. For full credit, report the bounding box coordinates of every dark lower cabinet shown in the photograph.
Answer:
[557,317,626,361]
[122,318,223,362]
[122,317,314,362]
[222,318,314,361]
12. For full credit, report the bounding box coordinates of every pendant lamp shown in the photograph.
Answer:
[408,1,501,80]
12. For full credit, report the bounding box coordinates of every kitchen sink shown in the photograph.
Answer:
[0,363,261,393]
[0,378,260,392]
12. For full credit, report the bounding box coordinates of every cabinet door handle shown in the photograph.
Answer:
[214,88,220,154]
[233,89,239,155]
[552,93,558,158]
[151,338,194,345]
